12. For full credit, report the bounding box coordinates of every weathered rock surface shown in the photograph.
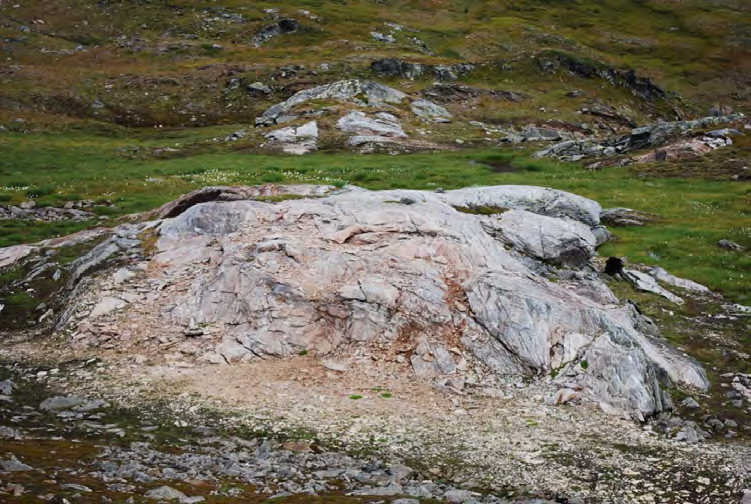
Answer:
[256,80,408,127]
[649,267,710,294]
[0,380,14,396]
[0,204,96,222]
[0,456,33,472]
[624,269,685,305]
[411,99,451,119]
[264,120,319,154]
[337,111,406,139]
[440,185,602,226]
[537,52,669,102]
[483,210,596,267]
[255,79,451,141]
[144,485,188,500]
[718,239,745,252]
[39,395,86,411]
[601,207,656,227]
[534,114,745,162]
[252,18,300,47]
[371,58,475,82]
[0,184,712,419]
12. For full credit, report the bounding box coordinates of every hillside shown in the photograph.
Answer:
[1,0,749,128]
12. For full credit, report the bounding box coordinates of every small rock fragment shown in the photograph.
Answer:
[681,396,701,409]
[718,239,745,251]
[144,486,188,500]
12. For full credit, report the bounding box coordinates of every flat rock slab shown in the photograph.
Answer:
[39,396,86,411]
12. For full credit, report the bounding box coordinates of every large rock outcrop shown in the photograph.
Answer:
[255,80,451,152]
[0,185,709,419]
[256,80,411,127]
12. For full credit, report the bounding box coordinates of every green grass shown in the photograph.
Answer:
[0,128,749,303]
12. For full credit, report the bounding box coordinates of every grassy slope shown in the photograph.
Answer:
[1,128,748,303]
[0,0,748,127]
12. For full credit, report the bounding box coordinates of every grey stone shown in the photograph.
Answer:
[521,125,565,142]
[247,82,272,95]
[348,135,400,147]
[433,346,457,374]
[113,268,137,285]
[601,207,655,227]
[718,239,745,252]
[591,226,612,247]
[704,128,741,138]
[0,457,33,472]
[0,380,14,396]
[649,267,710,293]
[534,114,744,161]
[681,396,701,409]
[351,484,403,496]
[388,464,414,484]
[74,398,110,412]
[144,485,188,500]
[443,489,475,503]
[253,18,299,47]
[216,337,250,363]
[486,210,596,267]
[337,111,406,138]
[322,360,348,372]
[257,80,407,126]
[411,99,451,119]
[62,483,93,492]
[674,423,701,443]
[89,296,128,318]
[371,32,396,43]
[265,121,318,155]
[0,426,22,439]
[39,396,86,411]
[706,418,725,430]
[624,269,684,305]
[439,185,602,226]
[411,354,441,377]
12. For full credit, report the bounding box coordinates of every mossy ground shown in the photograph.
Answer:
[607,278,750,431]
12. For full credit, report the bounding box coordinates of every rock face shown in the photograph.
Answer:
[254,79,451,152]
[337,111,406,139]
[264,121,319,155]
[337,111,408,147]
[256,80,409,127]
[371,58,475,82]
[253,18,300,47]
[601,207,656,227]
[534,114,744,162]
[0,185,710,419]
[0,204,96,223]
[485,210,596,267]
[537,52,668,102]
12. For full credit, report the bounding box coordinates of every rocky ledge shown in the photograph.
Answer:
[0,184,711,421]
